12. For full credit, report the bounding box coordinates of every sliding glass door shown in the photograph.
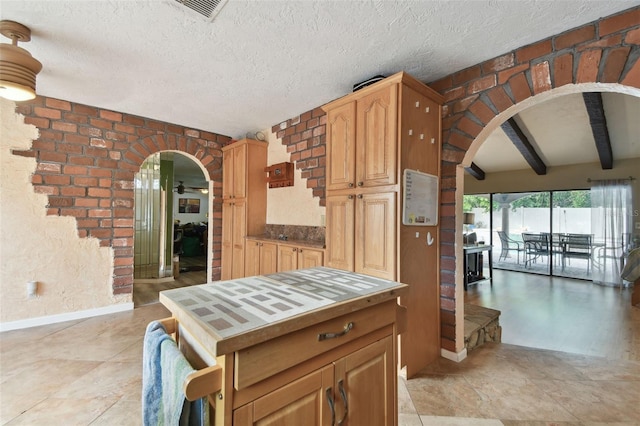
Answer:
[552,190,592,280]
[467,190,597,280]
[492,192,551,275]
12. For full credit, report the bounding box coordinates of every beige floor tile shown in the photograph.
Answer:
[419,415,504,425]
[56,361,141,402]
[90,398,142,426]
[3,397,115,425]
[531,379,640,423]
[110,339,144,362]
[405,374,488,418]
[398,376,418,415]
[462,376,578,422]
[399,412,424,425]
[1,358,101,420]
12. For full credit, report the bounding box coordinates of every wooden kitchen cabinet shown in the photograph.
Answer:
[159,267,407,426]
[322,72,443,377]
[326,192,396,280]
[277,243,324,272]
[222,200,247,280]
[234,336,394,426]
[233,365,333,425]
[326,85,397,191]
[244,239,277,277]
[221,139,267,280]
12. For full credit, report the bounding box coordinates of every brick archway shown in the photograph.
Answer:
[124,139,225,290]
[14,98,229,296]
[432,7,640,355]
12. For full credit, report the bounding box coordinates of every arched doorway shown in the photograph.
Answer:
[133,151,212,306]
[454,83,640,357]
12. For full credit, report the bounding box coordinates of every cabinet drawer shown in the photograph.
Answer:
[234,300,397,390]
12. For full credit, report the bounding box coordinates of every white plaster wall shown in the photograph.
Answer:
[0,99,127,325]
[264,129,325,226]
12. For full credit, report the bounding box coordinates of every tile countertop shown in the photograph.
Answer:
[245,235,325,249]
[159,267,407,357]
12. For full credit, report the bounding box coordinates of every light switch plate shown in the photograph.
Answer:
[635,221,640,230]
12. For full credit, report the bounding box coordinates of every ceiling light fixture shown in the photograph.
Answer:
[0,20,42,102]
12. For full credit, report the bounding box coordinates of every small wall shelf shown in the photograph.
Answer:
[265,162,294,188]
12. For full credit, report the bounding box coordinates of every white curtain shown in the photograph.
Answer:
[590,179,633,286]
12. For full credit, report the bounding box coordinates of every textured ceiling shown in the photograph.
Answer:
[1,1,638,179]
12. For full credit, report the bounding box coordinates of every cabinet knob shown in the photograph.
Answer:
[299,249,303,252]
[357,194,363,199]
[357,181,363,187]
[293,248,297,252]
[348,183,354,188]
[348,195,354,199]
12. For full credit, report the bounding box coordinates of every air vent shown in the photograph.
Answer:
[174,0,229,21]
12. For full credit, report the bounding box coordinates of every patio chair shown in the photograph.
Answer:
[594,233,631,272]
[522,233,550,268]
[561,233,593,273]
[497,231,524,263]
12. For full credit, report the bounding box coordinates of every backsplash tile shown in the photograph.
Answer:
[264,224,325,243]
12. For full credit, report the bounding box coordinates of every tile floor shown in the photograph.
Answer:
[2,276,640,425]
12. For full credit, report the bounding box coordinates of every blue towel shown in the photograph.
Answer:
[142,321,172,426]
[142,320,207,426]
[160,339,198,425]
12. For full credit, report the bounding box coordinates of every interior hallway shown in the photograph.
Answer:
[1,271,639,425]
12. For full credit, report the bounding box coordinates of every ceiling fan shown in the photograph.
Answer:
[173,181,208,194]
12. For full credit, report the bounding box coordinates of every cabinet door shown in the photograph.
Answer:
[326,102,356,190]
[221,201,234,280]
[277,244,298,272]
[325,194,355,272]
[244,240,261,277]
[334,336,394,426]
[260,242,278,275]
[355,192,396,280]
[298,248,324,269]
[233,143,247,199]
[234,365,334,426]
[356,85,397,188]
[231,200,247,279]
[222,148,234,200]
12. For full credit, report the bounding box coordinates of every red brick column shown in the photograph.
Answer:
[11,97,231,294]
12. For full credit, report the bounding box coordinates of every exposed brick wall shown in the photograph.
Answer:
[11,97,231,294]
[272,6,640,354]
[271,107,327,206]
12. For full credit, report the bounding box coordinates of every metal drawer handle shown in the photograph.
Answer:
[337,380,348,426]
[326,388,336,426]
[318,322,354,341]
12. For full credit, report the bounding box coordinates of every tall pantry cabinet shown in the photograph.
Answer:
[322,72,443,377]
[221,138,267,280]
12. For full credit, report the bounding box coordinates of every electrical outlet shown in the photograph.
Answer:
[635,221,640,230]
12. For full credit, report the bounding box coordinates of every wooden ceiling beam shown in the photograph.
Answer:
[500,118,547,175]
[582,92,613,170]
[465,162,485,180]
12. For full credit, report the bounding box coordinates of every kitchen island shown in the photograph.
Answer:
[159,266,408,425]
